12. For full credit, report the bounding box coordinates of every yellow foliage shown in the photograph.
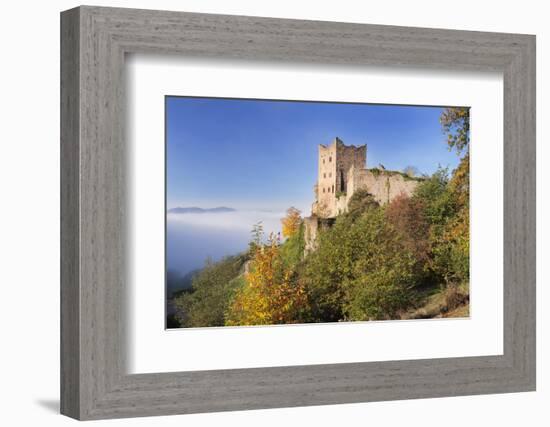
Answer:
[281,207,302,238]
[225,233,308,326]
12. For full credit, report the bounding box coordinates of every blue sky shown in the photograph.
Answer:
[166,97,461,213]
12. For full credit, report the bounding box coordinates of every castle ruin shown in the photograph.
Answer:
[304,137,422,252]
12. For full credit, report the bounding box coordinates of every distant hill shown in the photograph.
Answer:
[168,206,236,214]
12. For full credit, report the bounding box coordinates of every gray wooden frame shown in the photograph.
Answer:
[60,5,536,420]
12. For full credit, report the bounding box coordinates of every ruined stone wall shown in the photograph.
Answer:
[306,139,422,253]
[303,215,337,254]
[347,167,420,206]
[316,138,367,218]
[335,195,347,215]
[303,215,319,253]
[317,142,337,217]
[335,139,366,195]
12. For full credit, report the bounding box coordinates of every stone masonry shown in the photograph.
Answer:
[305,137,422,252]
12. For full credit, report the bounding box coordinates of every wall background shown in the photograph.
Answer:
[0,0,546,425]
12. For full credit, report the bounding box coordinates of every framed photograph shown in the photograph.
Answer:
[61,6,536,420]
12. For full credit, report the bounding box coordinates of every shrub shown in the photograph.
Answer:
[173,254,247,327]
[225,233,310,326]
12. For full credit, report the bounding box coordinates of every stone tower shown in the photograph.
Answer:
[314,137,367,218]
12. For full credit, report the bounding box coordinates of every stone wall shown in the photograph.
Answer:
[303,215,337,254]
[335,139,367,194]
[315,138,367,218]
[347,166,420,206]
[305,138,423,253]
[317,142,337,217]
[303,215,319,253]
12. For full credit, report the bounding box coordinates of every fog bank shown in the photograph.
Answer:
[167,210,284,275]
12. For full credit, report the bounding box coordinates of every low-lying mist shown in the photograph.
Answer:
[166,209,285,277]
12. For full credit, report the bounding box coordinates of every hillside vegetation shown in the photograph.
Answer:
[170,107,470,328]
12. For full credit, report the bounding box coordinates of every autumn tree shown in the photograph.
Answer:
[440,107,470,155]
[385,193,430,272]
[425,106,470,286]
[439,107,470,285]
[281,207,302,238]
[225,233,309,326]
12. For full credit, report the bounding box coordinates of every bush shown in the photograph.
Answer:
[174,254,247,327]
[225,234,310,326]
[301,200,416,322]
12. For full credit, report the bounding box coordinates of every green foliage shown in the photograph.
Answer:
[440,107,470,154]
[300,193,415,322]
[301,213,366,322]
[346,189,379,220]
[430,154,470,285]
[173,254,247,327]
[280,222,305,268]
[413,167,454,226]
[166,314,181,329]
[342,210,417,320]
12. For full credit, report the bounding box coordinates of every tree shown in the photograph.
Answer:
[403,165,419,177]
[440,107,470,154]
[423,106,470,286]
[385,193,430,270]
[280,221,305,268]
[248,221,264,253]
[301,196,416,322]
[346,189,379,221]
[173,255,247,327]
[281,207,302,238]
[436,151,470,285]
[342,209,417,320]
[413,167,454,227]
[225,233,309,326]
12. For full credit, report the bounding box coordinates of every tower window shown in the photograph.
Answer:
[329,173,332,178]
[332,185,335,193]
[322,188,325,193]
[323,173,326,178]
[329,156,332,162]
